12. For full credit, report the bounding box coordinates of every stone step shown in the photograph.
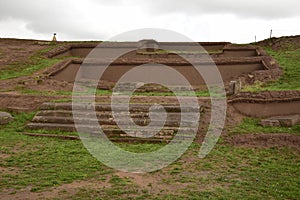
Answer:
[26,123,195,133]
[31,116,198,127]
[35,110,199,121]
[26,123,195,140]
[23,132,192,143]
[23,132,179,143]
[37,110,145,118]
[40,102,201,113]
[28,102,203,142]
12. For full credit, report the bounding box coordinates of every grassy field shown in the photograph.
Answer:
[0,113,299,199]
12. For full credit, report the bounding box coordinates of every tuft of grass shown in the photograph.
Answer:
[15,87,72,96]
[116,143,164,153]
[52,98,73,103]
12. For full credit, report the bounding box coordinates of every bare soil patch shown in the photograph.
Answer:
[227,133,300,150]
[0,166,20,176]
[0,39,47,68]
[0,179,111,200]
[0,93,67,112]
[257,35,300,50]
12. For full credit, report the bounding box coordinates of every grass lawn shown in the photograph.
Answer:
[0,112,299,199]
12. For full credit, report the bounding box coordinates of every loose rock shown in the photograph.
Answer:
[0,112,14,125]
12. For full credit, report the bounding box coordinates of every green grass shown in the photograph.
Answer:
[116,143,164,153]
[0,46,64,80]
[0,112,111,192]
[52,98,73,103]
[117,88,224,97]
[1,112,300,199]
[14,87,73,96]
[14,87,111,96]
[231,118,300,135]
[185,145,300,200]
[243,45,300,91]
[53,143,300,199]
[15,86,213,97]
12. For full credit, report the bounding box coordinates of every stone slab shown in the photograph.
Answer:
[260,119,280,127]
[0,112,14,125]
[261,115,300,127]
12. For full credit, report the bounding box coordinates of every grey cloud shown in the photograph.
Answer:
[140,0,300,19]
[0,0,299,40]
[0,0,108,39]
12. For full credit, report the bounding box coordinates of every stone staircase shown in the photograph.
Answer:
[26,102,202,142]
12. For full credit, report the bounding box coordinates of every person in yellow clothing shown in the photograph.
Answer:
[52,33,57,43]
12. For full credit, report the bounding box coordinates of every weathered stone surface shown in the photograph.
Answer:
[261,115,300,127]
[0,112,14,125]
[271,115,300,127]
[260,119,280,127]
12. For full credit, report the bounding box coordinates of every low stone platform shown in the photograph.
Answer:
[260,115,300,127]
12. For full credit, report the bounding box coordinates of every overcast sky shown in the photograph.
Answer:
[0,0,299,43]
